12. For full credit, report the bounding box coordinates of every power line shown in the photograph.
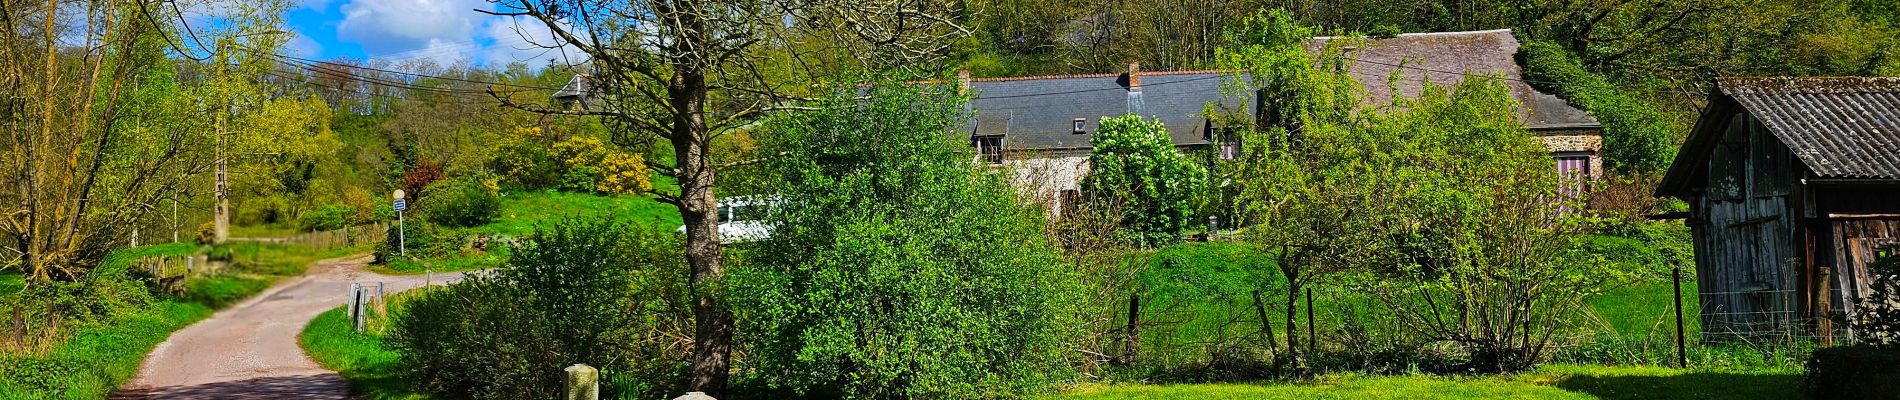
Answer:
[268,58,506,97]
[253,48,565,92]
[259,69,504,106]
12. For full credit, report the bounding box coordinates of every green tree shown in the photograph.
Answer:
[1357,78,1603,373]
[733,81,1079,398]
[1081,114,1208,240]
[1216,10,1377,367]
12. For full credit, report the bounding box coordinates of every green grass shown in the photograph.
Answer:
[1050,364,1799,400]
[300,300,433,399]
[472,190,679,237]
[0,273,21,295]
[213,242,370,276]
[0,242,360,400]
[1582,282,1701,340]
[0,301,213,400]
[373,247,508,275]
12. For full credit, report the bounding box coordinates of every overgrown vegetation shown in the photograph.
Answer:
[734,82,1080,398]
[1517,40,1677,174]
[387,221,689,399]
[302,298,433,400]
[0,242,352,399]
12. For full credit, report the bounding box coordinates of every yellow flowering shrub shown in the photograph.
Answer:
[595,152,653,195]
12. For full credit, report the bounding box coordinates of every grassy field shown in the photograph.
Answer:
[1051,364,1800,399]
[364,191,675,275]
[472,190,680,238]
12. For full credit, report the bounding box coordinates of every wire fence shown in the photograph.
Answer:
[229,222,390,251]
[1098,276,1842,375]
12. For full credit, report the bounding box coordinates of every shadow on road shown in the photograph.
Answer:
[109,373,350,400]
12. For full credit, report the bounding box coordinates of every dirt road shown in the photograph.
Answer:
[111,254,464,399]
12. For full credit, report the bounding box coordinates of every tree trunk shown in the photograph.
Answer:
[672,69,731,397]
[1284,277,1299,360]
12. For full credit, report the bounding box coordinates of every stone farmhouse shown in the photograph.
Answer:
[954,29,1606,216]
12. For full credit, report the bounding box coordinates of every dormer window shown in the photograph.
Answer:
[1072,118,1086,135]
[973,135,1004,164]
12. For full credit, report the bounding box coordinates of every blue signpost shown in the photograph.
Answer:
[393,190,407,257]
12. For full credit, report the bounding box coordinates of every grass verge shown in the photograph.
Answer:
[0,242,361,400]
[0,301,211,399]
[1051,364,1800,400]
[300,299,432,399]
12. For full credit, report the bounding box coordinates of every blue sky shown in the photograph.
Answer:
[282,0,583,68]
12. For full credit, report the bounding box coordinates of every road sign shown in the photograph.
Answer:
[393,189,406,200]
[393,199,407,212]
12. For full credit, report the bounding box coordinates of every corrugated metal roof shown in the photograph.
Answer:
[1720,77,1900,179]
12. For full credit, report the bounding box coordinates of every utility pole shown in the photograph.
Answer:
[213,42,230,245]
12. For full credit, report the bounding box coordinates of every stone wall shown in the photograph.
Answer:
[999,154,1090,216]
[1538,129,1605,180]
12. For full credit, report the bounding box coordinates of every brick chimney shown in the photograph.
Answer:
[1126,62,1141,91]
[957,69,971,95]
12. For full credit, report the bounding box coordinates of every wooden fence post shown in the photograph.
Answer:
[1305,288,1317,357]
[1818,266,1834,346]
[1672,264,1688,367]
[1124,294,1140,366]
[565,364,599,400]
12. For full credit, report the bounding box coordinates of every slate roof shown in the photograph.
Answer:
[1310,29,1600,131]
[960,71,1247,150]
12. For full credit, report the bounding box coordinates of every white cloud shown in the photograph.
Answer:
[478,16,588,68]
[336,0,487,64]
[286,32,323,57]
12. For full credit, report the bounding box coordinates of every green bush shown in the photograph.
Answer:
[735,82,1079,398]
[1805,345,1900,400]
[1517,40,1675,174]
[373,221,467,264]
[236,195,292,226]
[420,178,500,228]
[298,203,355,232]
[493,132,563,190]
[559,166,602,193]
[387,220,689,399]
[1082,114,1209,239]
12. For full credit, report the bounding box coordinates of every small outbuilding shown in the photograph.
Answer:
[1658,77,1900,339]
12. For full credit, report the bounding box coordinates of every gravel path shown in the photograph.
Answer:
[110,254,466,399]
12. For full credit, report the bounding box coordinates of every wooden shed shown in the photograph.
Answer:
[1658,77,1900,339]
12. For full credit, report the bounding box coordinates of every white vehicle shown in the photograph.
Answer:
[677,195,778,243]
